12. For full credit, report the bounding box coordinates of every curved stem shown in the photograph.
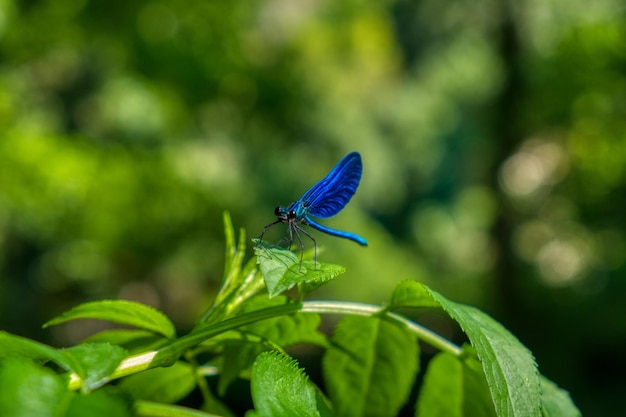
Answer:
[69,299,460,390]
[301,301,462,356]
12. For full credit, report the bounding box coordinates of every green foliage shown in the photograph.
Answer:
[1,2,624,414]
[43,300,177,340]
[0,357,133,417]
[424,288,540,416]
[250,351,332,417]
[0,215,580,416]
[63,343,127,393]
[539,376,581,417]
[253,240,346,298]
[323,315,418,417]
[0,358,73,417]
[118,361,196,403]
[416,351,496,417]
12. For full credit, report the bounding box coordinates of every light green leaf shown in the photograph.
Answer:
[63,343,128,393]
[389,279,440,309]
[0,357,72,417]
[44,300,176,339]
[539,376,581,417]
[118,361,196,404]
[135,400,223,417]
[323,315,418,417]
[0,331,84,374]
[424,285,541,417]
[415,351,496,417]
[254,242,345,298]
[251,351,333,417]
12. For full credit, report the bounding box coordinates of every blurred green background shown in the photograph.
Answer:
[1,0,625,415]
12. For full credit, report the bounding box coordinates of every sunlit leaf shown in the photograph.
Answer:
[389,279,440,309]
[43,300,176,340]
[63,343,127,393]
[254,242,345,297]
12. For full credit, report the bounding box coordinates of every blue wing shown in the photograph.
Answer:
[297,152,363,219]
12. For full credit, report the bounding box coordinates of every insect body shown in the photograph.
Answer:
[260,152,367,259]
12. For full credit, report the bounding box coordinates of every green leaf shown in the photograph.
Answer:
[416,351,496,417]
[539,376,581,417]
[63,343,128,393]
[218,296,328,396]
[135,400,223,417]
[219,340,267,396]
[323,315,418,417]
[83,329,167,354]
[241,296,328,347]
[118,361,196,404]
[254,242,345,298]
[43,300,176,340]
[201,212,263,325]
[251,351,333,417]
[389,279,440,309]
[424,285,541,417]
[0,357,72,417]
[0,331,84,374]
[66,387,133,417]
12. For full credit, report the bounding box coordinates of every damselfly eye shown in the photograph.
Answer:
[274,207,281,216]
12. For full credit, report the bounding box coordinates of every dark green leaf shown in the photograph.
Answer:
[219,297,328,395]
[118,361,196,404]
[416,352,463,417]
[241,296,328,347]
[425,285,541,417]
[415,351,496,417]
[0,357,72,417]
[539,376,581,417]
[251,351,332,417]
[43,300,176,339]
[323,315,418,417]
[66,388,133,417]
[219,340,267,397]
[63,343,128,393]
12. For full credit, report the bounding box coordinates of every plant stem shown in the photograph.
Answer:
[301,300,462,356]
[69,299,460,390]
